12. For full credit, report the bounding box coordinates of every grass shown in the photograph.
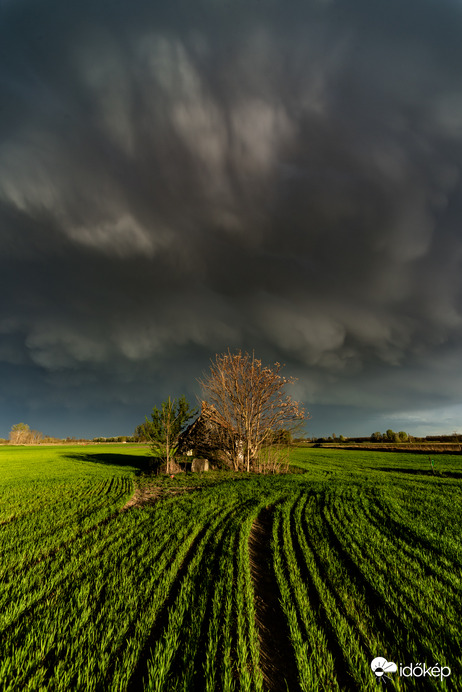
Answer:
[0,444,460,690]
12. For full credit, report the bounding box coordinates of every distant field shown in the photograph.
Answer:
[0,445,460,690]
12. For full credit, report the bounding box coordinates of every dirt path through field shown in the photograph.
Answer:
[122,483,201,510]
[122,484,162,509]
[248,507,300,692]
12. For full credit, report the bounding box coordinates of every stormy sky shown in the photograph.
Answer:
[2,0,462,439]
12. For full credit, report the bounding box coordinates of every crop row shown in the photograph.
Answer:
[270,482,461,691]
[0,476,132,571]
[0,477,281,692]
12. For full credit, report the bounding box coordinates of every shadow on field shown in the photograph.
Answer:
[64,452,153,474]
[375,466,462,479]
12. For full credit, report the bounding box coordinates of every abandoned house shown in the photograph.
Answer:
[177,403,245,469]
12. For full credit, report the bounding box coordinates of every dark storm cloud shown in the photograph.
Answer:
[2,0,462,436]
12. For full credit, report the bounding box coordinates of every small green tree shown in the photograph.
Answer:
[385,429,396,442]
[271,429,293,445]
[133,420,155,442]
[148,396,197,473]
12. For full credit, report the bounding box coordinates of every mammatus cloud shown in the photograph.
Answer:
[1,0,462,436]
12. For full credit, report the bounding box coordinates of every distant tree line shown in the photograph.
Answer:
[7,423,99,445]
[7,423,67,445]
[370,429,410,442]
[92,436,131,443]
[302,430,462,444]
[423,434,462,442]
[369,430,462,443]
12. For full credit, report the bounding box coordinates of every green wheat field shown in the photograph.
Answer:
[0,445,460,691]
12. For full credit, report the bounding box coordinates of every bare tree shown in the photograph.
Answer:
[198,350,308,472]
[9,423,44,445]
[29,429,44,444]
[9,423,31,445]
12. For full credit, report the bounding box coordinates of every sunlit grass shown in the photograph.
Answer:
[0,445,460,690]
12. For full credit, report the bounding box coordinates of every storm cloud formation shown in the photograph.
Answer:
[1,0,462,437]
